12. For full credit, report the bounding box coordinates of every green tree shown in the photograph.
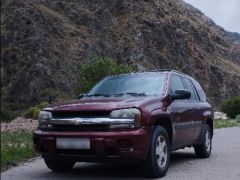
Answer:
[76,57,137,95]
[221,96,240,119]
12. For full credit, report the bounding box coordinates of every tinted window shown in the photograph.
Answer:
[191,79,207,102]
[182,77,197,100]
[89,74,166,96]
[170,75,184,94]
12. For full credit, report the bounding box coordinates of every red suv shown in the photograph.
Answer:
[33,70,213,178]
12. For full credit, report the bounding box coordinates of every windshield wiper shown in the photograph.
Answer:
[111,92,146,96]
[111,93,125,96]
[125,92,146,96]
[86,94,111,97]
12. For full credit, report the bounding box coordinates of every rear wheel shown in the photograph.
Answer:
[44,159,75,172]
[194,124,212,158]
[145,126,170,178]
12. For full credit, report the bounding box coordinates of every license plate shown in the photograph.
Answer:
[56,138,90,149]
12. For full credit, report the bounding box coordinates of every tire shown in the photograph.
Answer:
[44,159,75,172]
[194,124,212,158]
[145,126,170,178]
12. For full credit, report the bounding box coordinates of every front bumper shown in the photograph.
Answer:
[33,126,153,162]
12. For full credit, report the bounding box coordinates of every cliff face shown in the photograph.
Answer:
[1,0,240,109]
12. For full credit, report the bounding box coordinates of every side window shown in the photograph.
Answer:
[191,79,207,102]
[170,75,184,94]
[182,77,197,100]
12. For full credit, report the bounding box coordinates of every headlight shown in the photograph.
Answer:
[38,111,52,129]
[109,108,141,129]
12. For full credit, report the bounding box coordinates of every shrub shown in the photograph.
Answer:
[221,96,240,119]
[24,102,48,119]
[0,106,17,122]
[0,89,19,122]
[236,115,240,122]
[37,102,49,109]
[76,57,137,95]
[24,107,40,119]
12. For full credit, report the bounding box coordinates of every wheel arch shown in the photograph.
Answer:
[205,118,213,138]
[154,117,173,145]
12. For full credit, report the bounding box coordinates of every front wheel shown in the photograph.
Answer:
[194,124,212,158]
[145,126,170,178]
[44,159,75,172]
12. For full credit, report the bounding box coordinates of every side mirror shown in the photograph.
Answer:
[171,89,191,100]
[78,94,86,99]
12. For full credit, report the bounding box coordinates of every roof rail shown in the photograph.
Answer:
[138,69,173,73]
[170,70,188,76]
[138,69,189,76]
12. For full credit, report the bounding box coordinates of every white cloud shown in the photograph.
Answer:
[184,0,240,33]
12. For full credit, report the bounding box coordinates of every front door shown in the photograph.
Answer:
[170,100,195,148]
[169,75,195,149]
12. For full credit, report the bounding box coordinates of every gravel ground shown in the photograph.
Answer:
[1,127,240,180]
[1,117,37,132]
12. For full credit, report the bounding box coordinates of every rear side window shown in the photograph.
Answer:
[182,77,197,100]
[191,79,207,102]
[170,75,184,94]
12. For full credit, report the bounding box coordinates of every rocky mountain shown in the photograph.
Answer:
[228,32,240,44]
[1,0,240,110]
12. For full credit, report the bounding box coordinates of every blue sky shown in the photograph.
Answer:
[184,0,240,33]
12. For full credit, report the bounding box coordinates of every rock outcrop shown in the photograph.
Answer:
[1,0,240,109]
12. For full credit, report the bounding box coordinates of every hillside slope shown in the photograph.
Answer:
[1,0,240,109]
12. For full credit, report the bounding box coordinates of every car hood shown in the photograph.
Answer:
[47,96,163,112]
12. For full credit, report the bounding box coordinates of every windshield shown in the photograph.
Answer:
[88,73,166,96]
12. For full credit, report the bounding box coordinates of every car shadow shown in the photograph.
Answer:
[169,150,198,169]
[40,150,198,179]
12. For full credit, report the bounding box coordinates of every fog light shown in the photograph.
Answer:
[109,124,134,129]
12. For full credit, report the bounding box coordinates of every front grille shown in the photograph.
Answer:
[52,111,110,118]
[50,111,111,131]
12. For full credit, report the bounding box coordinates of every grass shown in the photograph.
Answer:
[1,130,37,171]
[214,119,240,129]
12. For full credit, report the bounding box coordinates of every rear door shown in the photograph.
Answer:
[182,77,202,142]
[190,79,211,141]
